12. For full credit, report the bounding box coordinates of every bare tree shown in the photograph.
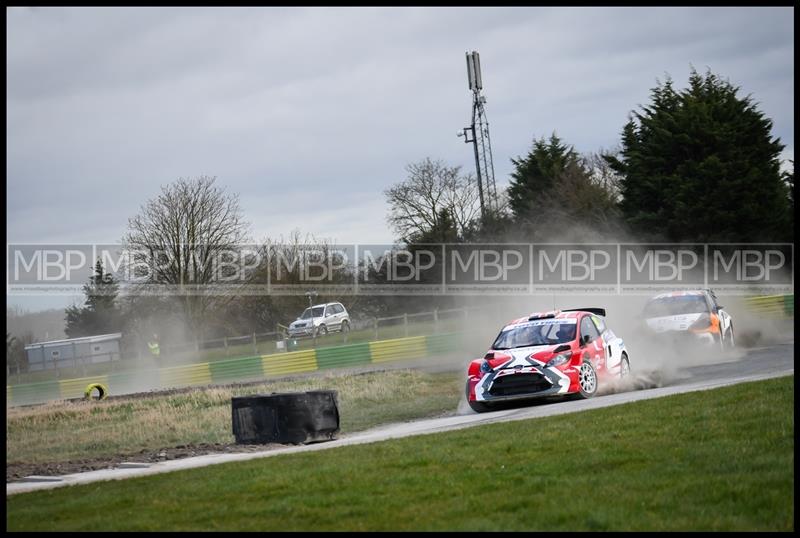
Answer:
[587,149,623,204]
[385,158,480,243]
[122,176,251,341]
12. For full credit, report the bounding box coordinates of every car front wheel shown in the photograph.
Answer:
[466,381,493,413]
[468,400,494,413]
[316,325,328,336]
[576,359,598,399]
[619,353,630,379]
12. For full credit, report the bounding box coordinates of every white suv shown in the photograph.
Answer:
[288,302,351,337]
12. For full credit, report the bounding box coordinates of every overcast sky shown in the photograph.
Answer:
[6,6,794,311]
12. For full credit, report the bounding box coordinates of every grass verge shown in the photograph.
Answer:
[6,369,464,465]
[7,375,794,531]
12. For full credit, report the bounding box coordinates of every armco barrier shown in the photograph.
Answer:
[315,342,372,370]
[262,349,318,376]
[208,355,264,383]
[369,336,427,363]
[160,363,212,388]
[426,333,462,355]
[743,294,794,318]
[7,380,63,406]
[7,332,466,407]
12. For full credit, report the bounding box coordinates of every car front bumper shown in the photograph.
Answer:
[470,367,572,403]
[288,327,315,337]
[649,329,716,348]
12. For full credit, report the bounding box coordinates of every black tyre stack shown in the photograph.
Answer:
[232,390,340,445]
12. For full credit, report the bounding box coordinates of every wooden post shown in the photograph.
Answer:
[253,332,258,355]
[52,344,59,379]
[404,313,408,338]
[433,308,439,333]
[373,318,379,341]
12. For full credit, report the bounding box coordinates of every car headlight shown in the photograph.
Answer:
[546,352,572,368]
[479,360,493,374]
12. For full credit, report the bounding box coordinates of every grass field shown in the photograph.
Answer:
[7,369,465,465]
[6,375,794,531]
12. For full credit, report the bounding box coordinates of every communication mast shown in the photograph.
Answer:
[458,50,498,220]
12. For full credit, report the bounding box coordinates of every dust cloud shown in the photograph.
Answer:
[445,222,793,414]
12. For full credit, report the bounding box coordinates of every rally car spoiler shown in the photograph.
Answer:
[562,308,607,317]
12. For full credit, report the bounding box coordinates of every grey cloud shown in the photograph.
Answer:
[7,6,794,249]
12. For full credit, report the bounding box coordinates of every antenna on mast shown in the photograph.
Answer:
[458,50,498,222]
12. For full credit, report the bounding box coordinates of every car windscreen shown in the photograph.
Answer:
[300,306,325,319]
[643,295,708,317]
[492,319,577,350]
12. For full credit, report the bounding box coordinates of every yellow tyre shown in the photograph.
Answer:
[84,383,108,401]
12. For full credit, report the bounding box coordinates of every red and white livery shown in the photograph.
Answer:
[466,308,630,413]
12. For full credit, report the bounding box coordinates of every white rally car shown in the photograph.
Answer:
[642,289,734,350]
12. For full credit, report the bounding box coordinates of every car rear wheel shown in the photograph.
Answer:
[340,320,350,333]
[619,353,630,379]
[576,359,598,399]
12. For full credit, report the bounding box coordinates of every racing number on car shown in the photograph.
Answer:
[593,336,606,370]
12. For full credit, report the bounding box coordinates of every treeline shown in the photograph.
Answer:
[386,68,794,244]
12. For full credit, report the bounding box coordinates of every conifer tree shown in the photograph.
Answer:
[605,69,791,242]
